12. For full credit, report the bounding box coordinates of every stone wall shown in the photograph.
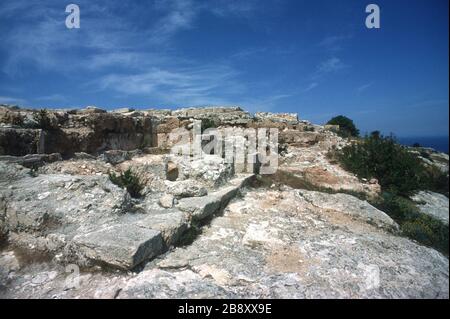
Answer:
[0,105,307,157]
[0,106,156,157]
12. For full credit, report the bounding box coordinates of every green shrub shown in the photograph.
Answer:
[336,132,449,254]
[33,109,53,130]
[327,115,359,137]
[336,133,425,196]
[371,192,449,255]
[420,166,449,197]
[402,215,449,254]
[201,118,218,133]
[373,192,419,221]
[109,168,143,198]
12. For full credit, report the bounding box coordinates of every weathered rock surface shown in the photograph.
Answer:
[0,153,62,168]
[279,135,381,198]
[409,147,449,173]
[1,187,447,299]
[69,224,163,270]
[0,105,448,299]
[0,154,254,271]
[296,190,399,231]
[411,191,449,225]
[173,106,253,126]
[255,112,298,124]
[170,154,234,188]
[0,128,44,156]
[0,106,155,157]
[165,180,208,199]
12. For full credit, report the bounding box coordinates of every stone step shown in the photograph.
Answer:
[176,174,254,221]
[70,174,254,270]
[71,224,163,270]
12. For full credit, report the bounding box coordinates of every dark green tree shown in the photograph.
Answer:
[327,115,360,137]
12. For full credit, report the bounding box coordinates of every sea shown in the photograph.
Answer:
[397,136,449,154]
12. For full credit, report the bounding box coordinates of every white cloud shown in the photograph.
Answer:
[36,94,67,102]
[317,57,347,74]
[96,64,243,105]
[356,82,374,94]
[303,82,318,92]
[0,0,288,107]
[0,96,28,105]
[318,35,352,51]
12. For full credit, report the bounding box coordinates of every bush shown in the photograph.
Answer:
[420,166,449,197]
[109,168,143,198]
[401,215,449,254]
[372,192,449,255]
[33,109,53,130]
[336,133,425,196]
[201,118,218,133]
[327,115,359,137]
[334,132,449,254]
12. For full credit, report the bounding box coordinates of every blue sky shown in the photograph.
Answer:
[0,0,448,137]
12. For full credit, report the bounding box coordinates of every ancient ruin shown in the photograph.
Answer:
[0,104,448,298]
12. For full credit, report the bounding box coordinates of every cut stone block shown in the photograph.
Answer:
[72,224,163,270]
[177,195,222,221]
[176,174,254,221]
[135,210,188,247]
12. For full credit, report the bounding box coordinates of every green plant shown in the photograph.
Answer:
[109,168,143,198]
[371,192,449,255]
[401,215,448,253]
[33,109,53,130]
[327,115,359,137]
[336,133,425,196]
[420,166,449,197]
[201,118,217,133]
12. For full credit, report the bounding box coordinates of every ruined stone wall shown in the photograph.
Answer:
[0,106,156,157]
[0,105,320,157]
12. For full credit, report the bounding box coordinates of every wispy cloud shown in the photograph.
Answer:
[356,82,374,94]
[310,57,349,82]
[0,96,28,105]
[318,34,352,52]
[316,57,347,74]
[36,94,67,103]
[303,82,318,92]
[0,0,289,107]
[96,64,243,105]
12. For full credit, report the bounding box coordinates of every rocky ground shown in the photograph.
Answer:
[0,105,448,299]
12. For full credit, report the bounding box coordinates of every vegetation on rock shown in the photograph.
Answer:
[327,115,359,137]
[333,131,449,254]
[109,168,143,198]
[32,109,53,130]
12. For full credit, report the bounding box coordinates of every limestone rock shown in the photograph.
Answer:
[255,112,298,124]
[159,194,175,208]
[69,224,163,270]
[296,190,399,231]
[170,154,234,188]
[99,149,142,165]
[411,191,449,225]
[165,180,208,199]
